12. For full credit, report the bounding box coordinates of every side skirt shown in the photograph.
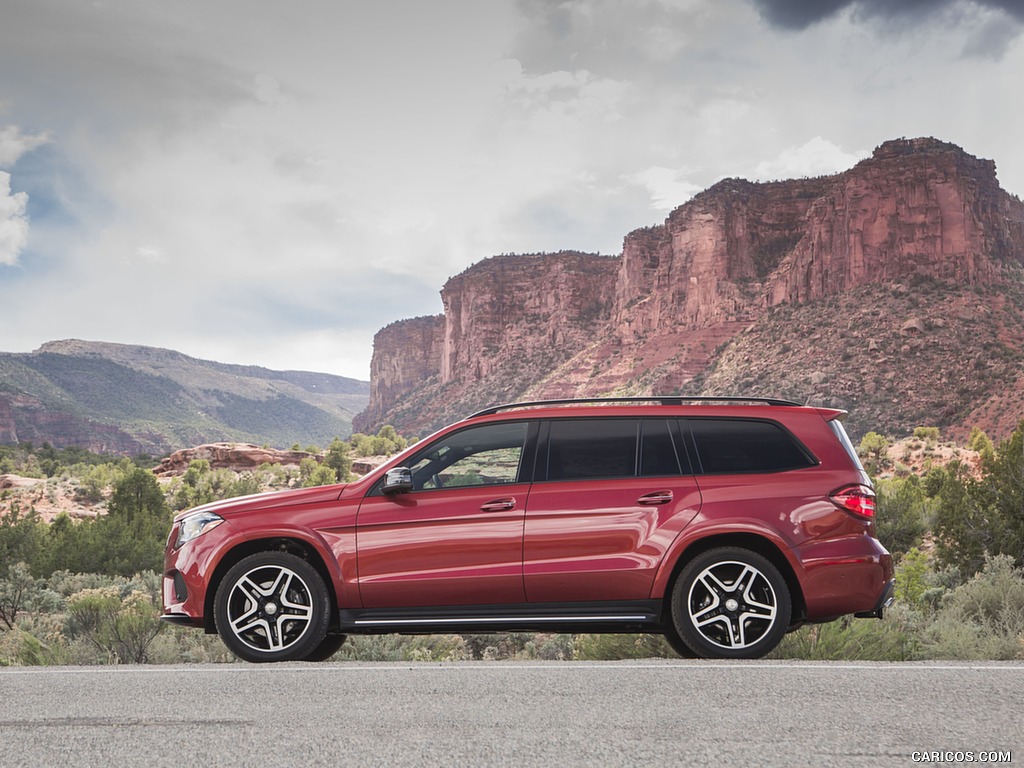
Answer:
[339,600,665,635]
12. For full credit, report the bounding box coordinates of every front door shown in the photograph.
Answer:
[355,421,533,608]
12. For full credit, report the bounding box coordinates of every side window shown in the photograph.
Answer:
[407,422,529,490]
[640,418,683,476]
[688,419,816,474]
[546,419,637,481]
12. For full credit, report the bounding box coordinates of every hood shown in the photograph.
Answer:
[173,483,348,522]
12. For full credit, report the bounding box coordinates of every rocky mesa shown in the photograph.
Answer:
[356,138,1024,440]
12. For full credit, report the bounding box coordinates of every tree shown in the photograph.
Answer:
[324,437,352,482]
[0,506,46,578]
[95,468,172,576]
[926,461,999,577]
[977,420,1024,568]
[300,458,337,487]
[968,427,995,462]
[858,431,891,477]
[874,476,929,559]
[38,513,96,576]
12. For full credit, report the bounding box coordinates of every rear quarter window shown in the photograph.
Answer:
[687,418,817,474]
[827,417,867,472]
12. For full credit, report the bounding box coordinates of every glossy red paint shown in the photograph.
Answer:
[162,397,895,661]
[523,475,701,602]
[355,483,529,607]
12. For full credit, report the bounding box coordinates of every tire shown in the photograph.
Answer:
[662,628,698,659]
[303,634,348,662]
[214,551,331,663]
[670,547,791,660]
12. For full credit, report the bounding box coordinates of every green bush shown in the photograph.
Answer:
[875,477,929,559]
[64,586,164,664]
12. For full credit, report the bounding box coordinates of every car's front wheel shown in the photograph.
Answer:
[670,547,790,659]
[303,634,348,662]
[214,551,331,663]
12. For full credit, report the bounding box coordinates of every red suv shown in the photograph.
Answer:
[161,397,894,661]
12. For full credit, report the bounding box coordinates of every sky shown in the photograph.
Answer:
[1,0,1022,380]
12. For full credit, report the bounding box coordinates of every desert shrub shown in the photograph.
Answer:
[172,460,270,511]
[64,586,164,664]
[919,555,1024,660]
[0,562,61,630]
[349,425,409,457]
[572,633,672,660]
[769,609,919,661]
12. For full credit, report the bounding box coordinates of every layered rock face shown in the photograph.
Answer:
[440,252,619,382]
[769,138,1024,306]
[353,315,444,433]
[358,138,1024,438]
[155,443,317,477]
[354,252,619,434]
[0,393,155,454]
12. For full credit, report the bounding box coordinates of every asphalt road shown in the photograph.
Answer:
[0,660,1020,768]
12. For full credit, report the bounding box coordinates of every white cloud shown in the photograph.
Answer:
[751,137,870,181]
[0,172,29,266]
[0,125,47,166]
[630,166,703,212]
[0,0,1022,379]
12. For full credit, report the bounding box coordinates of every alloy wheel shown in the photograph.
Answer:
[686,560,778,650]
[214,551,330,662]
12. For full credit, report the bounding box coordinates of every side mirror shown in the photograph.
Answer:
[381,467,413,495]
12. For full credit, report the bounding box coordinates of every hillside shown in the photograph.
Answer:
[355,137,1024,441]
[0,340,369,454]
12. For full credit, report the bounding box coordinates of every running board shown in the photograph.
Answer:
[339,600,664,635]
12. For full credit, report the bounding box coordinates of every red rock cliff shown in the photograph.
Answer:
[358,138,1024,436]
[352,315,444,433]
[769,137,1024,306]
[441,252,619,383]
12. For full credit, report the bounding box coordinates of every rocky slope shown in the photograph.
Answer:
[357,138,1024,440]
[0,341,370,454]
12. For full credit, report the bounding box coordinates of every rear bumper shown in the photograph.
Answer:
[855,577,895,619]
[791,534,895,620]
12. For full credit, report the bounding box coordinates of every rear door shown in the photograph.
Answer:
[522,417,702,603]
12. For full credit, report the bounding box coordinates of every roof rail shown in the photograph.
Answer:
[467,395,801,419]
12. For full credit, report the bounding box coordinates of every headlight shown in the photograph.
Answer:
[174,511,225,549]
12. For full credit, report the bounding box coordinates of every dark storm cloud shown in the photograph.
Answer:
[750,0,1024,29]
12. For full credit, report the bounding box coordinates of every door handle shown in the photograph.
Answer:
[638,491,673,506]
[480,497,516,512]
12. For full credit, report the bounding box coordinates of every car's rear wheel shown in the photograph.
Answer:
[303,634,348,662]
[670,547,790,659]
[214,551,330,663]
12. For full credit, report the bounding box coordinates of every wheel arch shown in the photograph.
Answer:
[657,533,806,628]
[203,537,340,634]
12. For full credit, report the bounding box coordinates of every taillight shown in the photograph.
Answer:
[830,484,876,518]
